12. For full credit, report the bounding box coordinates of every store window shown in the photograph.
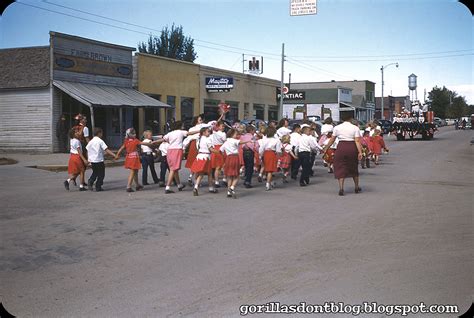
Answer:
[181,97,194,128]
[204,99,220,121]
[268,105,278,121]
[254,104,264,120]
[144,108,161,135]
[225,101,239,122]
[167,95,176,122]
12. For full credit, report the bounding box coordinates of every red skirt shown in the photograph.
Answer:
[191,157,211,174]
[224,154,240,177]
[333,141,358,179]
[167,149,183,171]
[68,154,85,174]
[323,149,335,164]
[185,140,198,168]
[254,150,261,168]
[279,152,292,169]
[125,152,141,170]
[210,145,225,168]
[263,150,278,173]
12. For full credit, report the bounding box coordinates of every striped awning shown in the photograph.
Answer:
[53,80,172,108]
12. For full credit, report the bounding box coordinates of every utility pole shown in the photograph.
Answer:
[279,43,285,120]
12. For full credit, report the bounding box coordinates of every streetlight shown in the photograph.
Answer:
[380,62,399,120]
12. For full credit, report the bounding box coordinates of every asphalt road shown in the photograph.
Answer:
[0,127,472,317]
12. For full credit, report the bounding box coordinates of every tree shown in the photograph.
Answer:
[427,86,470,118]
[138,24,197,62]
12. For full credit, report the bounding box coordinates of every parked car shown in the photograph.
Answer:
[434,117,446,127]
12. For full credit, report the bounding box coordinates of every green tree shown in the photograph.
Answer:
[427,86,450,118]
[138,24,197,62]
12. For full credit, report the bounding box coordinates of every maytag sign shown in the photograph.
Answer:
[205,77,234,92]
[276,89,306,101]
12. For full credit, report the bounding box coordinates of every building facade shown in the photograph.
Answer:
[290,80,376,122]
[375,95,411,120]
[0,32,170,152]
[134,53,281,133]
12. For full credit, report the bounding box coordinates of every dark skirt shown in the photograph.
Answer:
[333,141,359,179]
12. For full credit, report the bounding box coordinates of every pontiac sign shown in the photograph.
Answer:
[205,77,234,92]
[276,89,306,101]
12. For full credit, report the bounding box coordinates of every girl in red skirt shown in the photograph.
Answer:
[371,129,389,165]
[259,127,282,191]
[185,115,204,185]
[210,121,226,188]
[64,128,88,191]
[191,127,220,196]
[115,128,157,192]
[279,134,297,183]
[221,129,253,198]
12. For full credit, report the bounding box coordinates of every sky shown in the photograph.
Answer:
[1,0,473,104]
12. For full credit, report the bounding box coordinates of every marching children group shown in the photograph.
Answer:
[64,114,389,197]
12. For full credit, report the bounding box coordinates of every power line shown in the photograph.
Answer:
[291,53,474,63]
[291,49,474,59]
[286,58,356,80]
[39,0,281,57]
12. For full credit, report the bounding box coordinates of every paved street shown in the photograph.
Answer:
[0,126,472,317]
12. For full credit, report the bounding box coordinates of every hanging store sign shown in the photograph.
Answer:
[205,77,234,92]
[276,89,306,101]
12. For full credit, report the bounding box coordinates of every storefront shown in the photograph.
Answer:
[0,32,171,152]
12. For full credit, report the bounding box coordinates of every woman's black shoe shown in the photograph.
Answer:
[355,187,362,194]
[338,189,344,196]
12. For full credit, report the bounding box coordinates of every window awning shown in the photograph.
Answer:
[339,102,355,111]
[53,80,172,108]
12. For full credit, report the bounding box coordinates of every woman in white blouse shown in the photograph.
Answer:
[323,112,363,196]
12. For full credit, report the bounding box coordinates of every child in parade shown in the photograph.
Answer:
[158,140,169,187]
[191,127,220,196]
[115,128,157,192]
[184,115,205,185]
[360,129,372,169]
[321,128,337,173]
[86,128,116,192]
[279,134,297,183]
[141,130,160,185]
[259,126,282,191]
[64,128,88,191]
[371,128,389,165]
[220,128,252,198]
[210,121,226,188]
[162,121,199,194]
[299,125,323,186]
[239,125,258,188]
[290,124,302,180]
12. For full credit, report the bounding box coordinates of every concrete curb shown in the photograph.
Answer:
[29,160,125,172]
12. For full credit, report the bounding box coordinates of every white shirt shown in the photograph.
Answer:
[290,132,301,150]
[259,137,282,156]
[276,126,292,138]
[70,138,81,154]
[86,136,108,163]
[141,138,153,153]
[283,143,293,154]
[221,138,240,155]
[164,130,188,149]
[159,141,169,156]
[82,126,89,138]
[299,134,323,152]
[333,121,361,141]
[212,130,226,146]
[196,135,213,159]
[321,124,334,135]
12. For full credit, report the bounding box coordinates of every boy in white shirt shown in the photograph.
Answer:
[86,128,116,191]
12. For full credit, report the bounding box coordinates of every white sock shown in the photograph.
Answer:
[266,182,270,188]
[209,187,214,191]
[259,173,263,177]
[215,181,220,185]
[165,186,170,190]
[79,184,84,188]
[194,184,199,190]
[66,178,71,183]
[230,186,235,190]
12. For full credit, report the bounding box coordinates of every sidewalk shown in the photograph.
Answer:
[0,152,124,171]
